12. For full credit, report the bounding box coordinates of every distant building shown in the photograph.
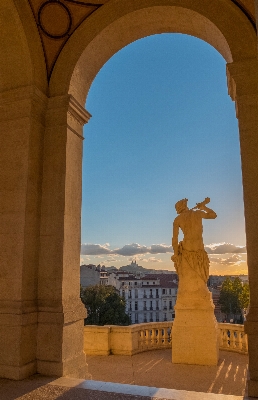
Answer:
[109,272,178,324]
[99,265,109,285]
[80,264,100,288]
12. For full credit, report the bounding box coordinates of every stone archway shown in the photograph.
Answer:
[0,0,258,396]
[38,1,258,395]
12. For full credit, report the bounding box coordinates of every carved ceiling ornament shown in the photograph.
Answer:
[28,0,256,82]
[28,0,106,79]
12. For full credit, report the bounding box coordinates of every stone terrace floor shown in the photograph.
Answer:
[0,350,252,399]
[87,349,249,397]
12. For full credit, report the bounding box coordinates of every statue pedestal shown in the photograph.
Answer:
[172,296,219,366]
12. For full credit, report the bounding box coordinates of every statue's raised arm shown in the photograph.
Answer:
[171,197,217,282]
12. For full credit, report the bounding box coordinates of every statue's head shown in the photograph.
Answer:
[175,198,188,214]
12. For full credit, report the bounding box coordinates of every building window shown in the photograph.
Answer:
[169,301,172,310]
[135,289,138,298]
[122,282,124,286]
[156,288,159,298]
[150,312,153,322]
[144,301,147,310]
[144,313,147,322]
[150,288,153,298]
[147,282,149,285]
[153,282,155,285]
[164,313,167,321]
[162,289,166,294]
[129,290,132,298]
[135,313,138,323]
[134,281,137,285]
[135,301,138,311]
[169,289,172,295]
[156,300,159,310]
[163,300,167,310]
[122,290,125,298]
[143,290,147,298]
[129,301,132,311]
[156,312,159,322]
[150,300,153,310]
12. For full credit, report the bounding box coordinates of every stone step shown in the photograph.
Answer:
[49,378,247,400]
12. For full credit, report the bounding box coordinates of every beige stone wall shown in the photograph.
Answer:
[0,0,258,396]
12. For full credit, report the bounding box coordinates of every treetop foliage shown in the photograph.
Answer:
[80,284,131,326]
[218,277,249,321]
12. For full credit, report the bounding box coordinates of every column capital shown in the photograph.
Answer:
[47,94,91,125]
[47,94,91,140]
[226,58,258,100]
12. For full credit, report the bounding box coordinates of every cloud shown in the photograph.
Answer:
[205,243,246,254]
[104,257,118,262]
[81,242,246,257]
[149,244,173,254]
[220,255,245,265]
[210,254,245,266]
[114,243,149,256]
[81,243,112,255]
[80,256,90,263]
[148,257,162,263]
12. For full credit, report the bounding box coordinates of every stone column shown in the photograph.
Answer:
[0,85,47,379]
[227,58,258,398]
[37,94,91,378]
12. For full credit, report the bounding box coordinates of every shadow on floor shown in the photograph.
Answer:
[87,349,248,396]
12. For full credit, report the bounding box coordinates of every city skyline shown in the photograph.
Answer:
[81,33,247,275]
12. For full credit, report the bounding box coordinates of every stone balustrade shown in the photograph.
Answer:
[84,322,248,356]
[219,323,248,354]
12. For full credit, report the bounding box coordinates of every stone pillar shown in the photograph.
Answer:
[172,274,219,365]
[37,94,91,378]
[0,85,47,379]
[227,58,258,398]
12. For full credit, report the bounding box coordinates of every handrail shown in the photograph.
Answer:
[218,323,248,354]
[84,321,248,356]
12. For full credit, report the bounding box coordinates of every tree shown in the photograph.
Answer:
[80,285,131,326]
[218,277,249,322]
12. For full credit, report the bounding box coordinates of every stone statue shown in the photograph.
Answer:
[171,197,217,306]
[171,197,219,366]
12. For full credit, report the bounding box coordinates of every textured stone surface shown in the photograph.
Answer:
[0,1,258,397]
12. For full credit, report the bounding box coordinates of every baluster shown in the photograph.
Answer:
[149,329,153,348]
[242,331,248,353]
[232,329,236,349]
[235,330,241,351]
[228,329,233,349]
[222,328,228,349]
[154,329,158,348]
[157,328,161,347]
[139,329,143,350]
[219,327,224,348]
[145,329,149,349]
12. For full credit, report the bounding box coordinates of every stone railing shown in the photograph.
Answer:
[84,321,247,356]
[218,323,248,354]
[84,322,172,356]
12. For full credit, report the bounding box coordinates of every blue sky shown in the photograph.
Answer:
[81,33,247,275]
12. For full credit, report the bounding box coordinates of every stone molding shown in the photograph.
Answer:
[0,85,47,124]
[46,94,91,139]
[226,58,258,100]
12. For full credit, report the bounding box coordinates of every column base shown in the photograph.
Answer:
[0,361,36,380]
[247,379,258,398]
[37,352,90,379]
[37,303,89,379]
[0,309,38,380]
[172,307,219,366]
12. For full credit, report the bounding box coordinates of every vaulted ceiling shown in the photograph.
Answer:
[27,0,256,80]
